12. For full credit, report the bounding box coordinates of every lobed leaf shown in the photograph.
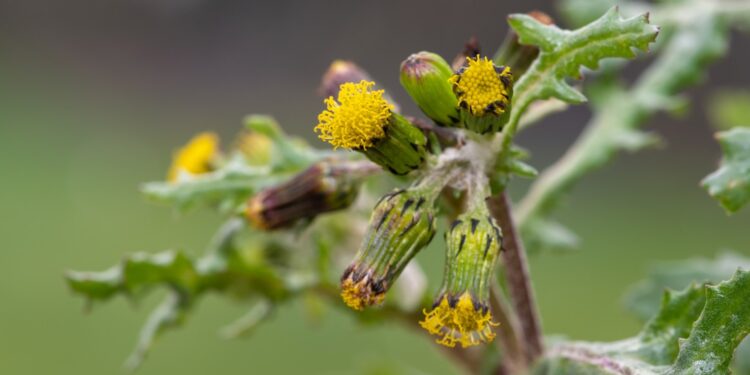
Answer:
[702,128,750,213]
[508,7,658,112]
[536,270,750,375]
[516,12,728,252]
[666,270,750,374]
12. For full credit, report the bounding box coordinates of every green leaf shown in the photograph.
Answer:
[702,128,750,213]
[141,156,280,212]
[667,270,750,374]
[65,219,301,369]
[508,7,658,109]
[624,253,750,320]
[516,13,728,252]
[708,90,750,131]
[66,249,202,301]
[123,293,191,371]
[536,270,750,375]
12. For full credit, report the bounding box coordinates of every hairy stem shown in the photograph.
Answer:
[490,283,526,374]
[488,192,544,363]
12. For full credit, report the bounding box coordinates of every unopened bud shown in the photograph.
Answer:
[245,160,362,230]
[400,52,459,127]
[340,188,437,310]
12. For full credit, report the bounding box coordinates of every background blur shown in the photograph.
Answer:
[1,0,749,374]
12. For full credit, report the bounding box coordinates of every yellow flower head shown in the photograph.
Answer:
[315,80,394,150]
[449,56,512,116]
[340,275,385,310]
[167,132,219,182]
[420,293,499,348]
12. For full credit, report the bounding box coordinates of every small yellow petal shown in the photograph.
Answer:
[315,80,394,150]
[167,132,219,182]
[341,276,385,311]
[420,293,499,348]
[449,56,512,116]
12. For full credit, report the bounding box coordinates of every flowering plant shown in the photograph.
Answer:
[67,1,750,374]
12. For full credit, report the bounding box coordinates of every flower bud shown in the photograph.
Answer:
[315,80,427,175]
[245,160,361,230]
[168,132,220,182]
[319,60,373,99]
[400,52,459,127]
[449,55,514,134]
[420,204,504,348]
[341,188,437,310]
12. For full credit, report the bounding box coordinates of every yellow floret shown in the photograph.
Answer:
[420,293,499,348]
[449,56,512,116]
[340,277,385,311]
[167,132,219,182]
[315,80,394,149]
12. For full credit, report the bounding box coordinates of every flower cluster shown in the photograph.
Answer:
[163,48,518,349]
[310,49,516,347]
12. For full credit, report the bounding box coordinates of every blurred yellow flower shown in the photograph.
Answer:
[167,132,219,182]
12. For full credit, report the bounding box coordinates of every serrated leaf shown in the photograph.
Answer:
[66,219,300,367]
[537,271,750,375]
[516,13,728,252]
[702,128,750,213]
[666,270,750,375]
[508,7,658,112]
[66,250,202,301]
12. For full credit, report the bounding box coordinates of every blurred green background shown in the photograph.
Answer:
[1,0,748,374]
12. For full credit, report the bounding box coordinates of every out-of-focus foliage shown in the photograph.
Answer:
[623,252,750,320]
[624,253,750,374]
[141,115,327,213]
[702,128,750,213]
[709,90,750,130]
[517,0,735,252]
[535,270,750,375]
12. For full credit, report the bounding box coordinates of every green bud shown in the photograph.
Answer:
[361,112,428,175]
[341,188,437,310]
[400,52,459,127]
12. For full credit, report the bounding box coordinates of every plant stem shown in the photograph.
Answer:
[489,284,526,374]
[488,191,544,363]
